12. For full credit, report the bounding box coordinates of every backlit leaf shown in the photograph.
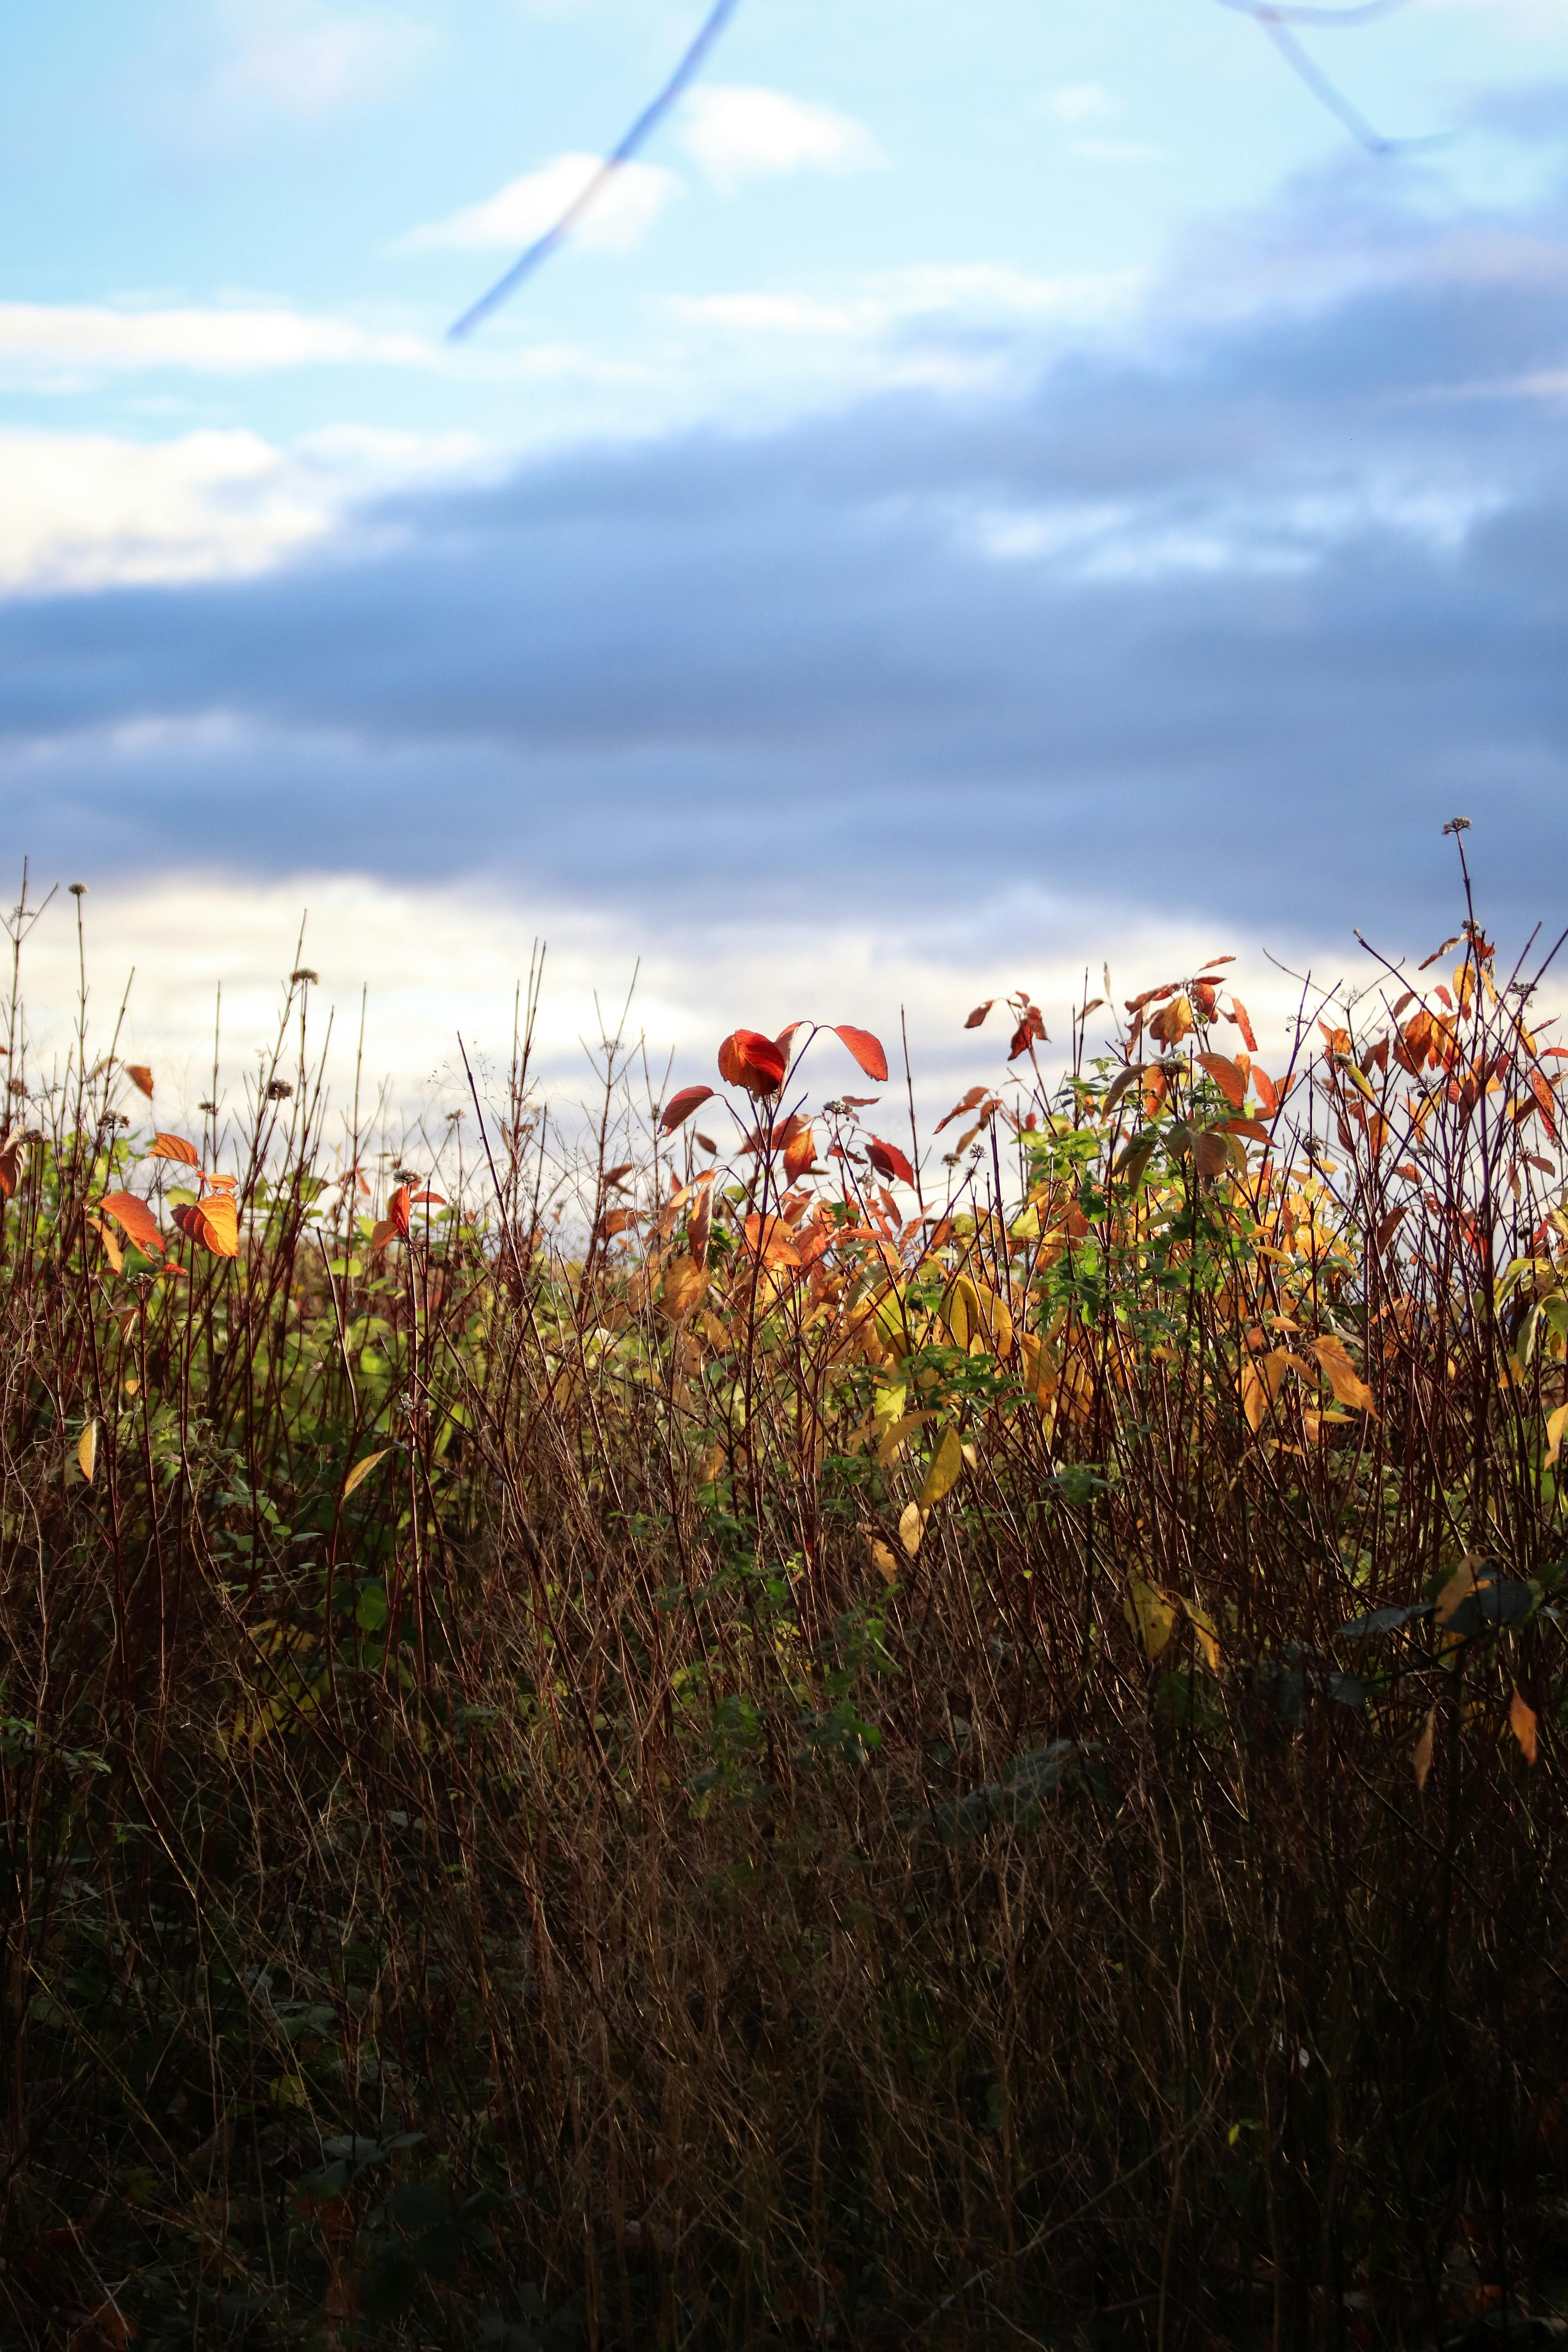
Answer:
[919,1424,964,1508]
[661,1256,708,1320]
[1510,1685,1539,1766]
[935,1085,988,1134]
[832,1025,889,1083]
[194,1192,240,1257]
[1228,996,1258,1052]
[718,1028,787,1097]
[660,1084,715,1134]
[865,1136,915,1185]
[78,1421,98,1484]
[125,1063,154,1099]
[964,1000,994,1029]
[898,1500,927,1557]
[86,1210,124,1272]
[149,1132,200,1167]
[343,1449,390,1500]
[389,1185,412,1238]
[1197,1053,1247,1109]
[100,1191,165,1258]
[1310,1336,1378,1417]
[1546,1400,1568,1469]
[783,1123,817,1183]
[1194,1129,1232,1179]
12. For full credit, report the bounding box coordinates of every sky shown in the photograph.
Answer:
[3,0,1568,1130]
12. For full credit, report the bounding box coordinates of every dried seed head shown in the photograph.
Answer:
[1442,815,1472,836]
[265,1079,293,1102]
[290,967,319,986]
[68,881,88,897]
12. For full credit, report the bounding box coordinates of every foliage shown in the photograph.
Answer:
[4,864,1568,2347]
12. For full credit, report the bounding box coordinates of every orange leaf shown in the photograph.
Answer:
[99,1191,165,1258]
[935,1086,989,1134]
[1310,1335,1378,1417]
[0,1133,29,1198]
[1148,994,1193,1049]
[661,1084,715,1134]
[1224,1117,1273,1145]
[1510,1685,1539,1766]
[718,1028,787,1098]
[125,1063,154,1099]
[833,1024,889,1083]
[964,1000,994,1029]
[1196,1053,1246,1109]
[194,1193,239,1257]
[1228,996,1258,1053]
[369,1218,398,1251]
[865,1136,915,1186]
[148,1131,200,1167]
[203,1171,238,1193]
[389,1184,412,1238]
[86,1209,124,1272]
[784,1123,818,1183]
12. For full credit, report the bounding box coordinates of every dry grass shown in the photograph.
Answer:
[4,864,1568,2350]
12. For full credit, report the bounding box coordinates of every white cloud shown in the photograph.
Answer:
[678,85,884,193]
[0,302,432,382]
[215,4,434,120]
[0,425,490,594]
[405,153,680,255]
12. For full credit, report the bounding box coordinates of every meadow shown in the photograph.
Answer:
[4,854,1568,2350]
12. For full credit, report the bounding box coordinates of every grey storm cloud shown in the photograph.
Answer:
[5,145,1568,943]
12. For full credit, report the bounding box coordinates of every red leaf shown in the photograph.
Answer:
[964,1000,995,1030]
[832,1024,889,1083]
[935,1085,989,1134]
[389,1184,412,1238]
[1532,1071,1559,1140]
[661,1084,715,1134]
[784,1124,818,1183]
[841,1094,880,1108]
[1252,1069,1279,1115]
[718,1028,788,1098]
[1227,996,1259,1053]
[100,1191,165,1258]
[865,1136,915,1185]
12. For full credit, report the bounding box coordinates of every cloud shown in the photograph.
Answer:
[678,85,884,192]
[1045,83,1115,125]
[214,4,434,120]
[405,153,681,255]
[6,161,1568,962]
[0,302,432,384]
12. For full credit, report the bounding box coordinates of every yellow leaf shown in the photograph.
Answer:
[87,1210,124,1273]
[877,1410,934,1468]
[898,1500,927,1558]
[1510,1684,1539,1767]
[77,1420,98,1484]
[271,2071,310,2109]
[343,1448,389,1500]
[865,1534,899,1584]
[661,1255,708,1321]
[1547,1401,1568,1469]
[1310,1335,1378,1417]
[919,1424,964,1508]
[1125,1575,1176,1661]
[1182,1595,1222,1673]
[1412,1704,1436,1792]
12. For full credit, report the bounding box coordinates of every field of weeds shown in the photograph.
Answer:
[5,852,1568,2350]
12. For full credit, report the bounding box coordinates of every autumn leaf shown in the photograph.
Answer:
[661,1256,708,1320]
[919,1424,964,1508]
[86,1209,124,1272]
[388,1184,412,1238]
[718,1028,788,1098]
[1412,1704,1436,1792]
[78,1421,98,1484]
[100,1191,165,1258]
[194,1192,240,1257]
[1225,1116,1273,1146]
[125,1063,154,1099]
[832,1024,889,1083]
[343,1448,390,1500]
[661,1084,715,1134]
[1434,1559,1478,1629]
[688,1182,713,1269]
[964,1000,994,1029]
[1227,996,1259,1052]
[935,1085,989,1134]
[1546,1401,1568,1470]
[1182,1595,1222,1673]
[783,1123,818,1183]
[1125,1575,1176,1661]
[1149,993,1194,1049]
[1310,1335,1378,1417]
[898,1500,927,1557]
[866,1532,900,1583]
[865,1136,915,1185]
[148,1132,200,1167]
[1194,1129,1233,1179]
[1008,1004,1047,1061]
[1510,1685,1539,1766]
[1197,1052,1247,1109]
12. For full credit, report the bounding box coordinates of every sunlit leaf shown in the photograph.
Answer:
[343,1449,390,1500]
[935,1086,989,1134]
[660,1085,715,1134]
[898,1500,927,1557]
[1310,1336,1378,1417]
[717,1028,787,1098]
[194,1192,240,1257]
[1434,1559,1477,1629]
[783,1123,818,1183]
[1227,996,1258,1052]
[86,1210,124,1273]
[918,1424,964,1508]
[661,1256,708,1320]
[389,1184,412,1238]
[125,1063,154,1099]
[148,1132,200,1167]
[1182,1595,1221,1672]
[100,1191,165,1258]
[865,1136,915,1186]
[1546,1401,1568,1470]
[832,1024,889,1083]
[78,1420,98,1484]
[1196,1053,1247,1109]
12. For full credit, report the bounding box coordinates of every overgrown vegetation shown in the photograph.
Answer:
[5,849,1568,2350]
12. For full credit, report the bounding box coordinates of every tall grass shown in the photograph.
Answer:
[4,859,1568,2350]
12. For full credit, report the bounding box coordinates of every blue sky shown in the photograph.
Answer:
[4,0,1568,1111]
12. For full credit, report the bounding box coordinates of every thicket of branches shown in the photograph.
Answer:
[4,867,1568,2350]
